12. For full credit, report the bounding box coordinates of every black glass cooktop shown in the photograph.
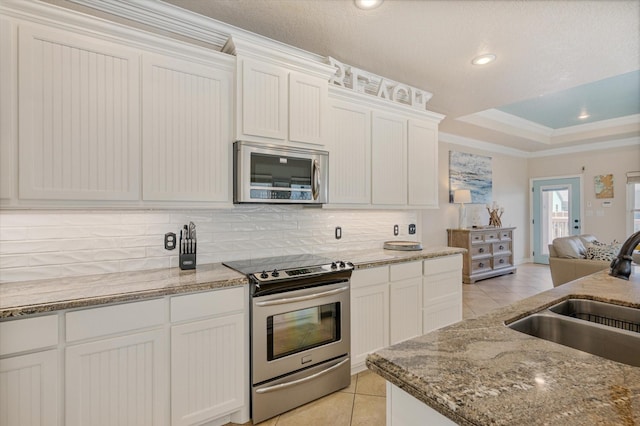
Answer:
[223,254,335,275]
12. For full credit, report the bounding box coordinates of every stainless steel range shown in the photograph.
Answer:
[224,254,353,423]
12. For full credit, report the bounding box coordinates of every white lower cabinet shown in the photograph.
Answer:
[351,268,390,371]
[423,255,463,333]
[0,314,59,426]
[0,350,59,426]
[65,329,168,426]
[170,286,247,426]
[389,262,423,345]
[351,256,462,373]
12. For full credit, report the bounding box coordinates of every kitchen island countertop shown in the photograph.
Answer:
[366,267,640,425]
[0,245,464,318]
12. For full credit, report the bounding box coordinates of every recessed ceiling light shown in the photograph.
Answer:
[354,0,384,10]
[578,112,590,120]
[471,54,496,66]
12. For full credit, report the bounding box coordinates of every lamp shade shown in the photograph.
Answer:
[453,189,471,204]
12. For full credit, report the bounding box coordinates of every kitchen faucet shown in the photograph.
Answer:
[610,230,640,280]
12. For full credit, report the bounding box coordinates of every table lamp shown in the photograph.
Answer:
[454,189,472,229]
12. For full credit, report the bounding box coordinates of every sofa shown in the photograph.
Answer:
[548,234,612,287]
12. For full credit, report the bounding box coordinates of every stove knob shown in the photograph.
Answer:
[260,270,269,279]
[331,262,337,270]
[339,261,346,269]
[271,269,280,277]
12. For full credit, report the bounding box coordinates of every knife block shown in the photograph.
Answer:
[179,253,196,270]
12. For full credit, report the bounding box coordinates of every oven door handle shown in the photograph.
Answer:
[254,285,349,307]
[255,357,350,394]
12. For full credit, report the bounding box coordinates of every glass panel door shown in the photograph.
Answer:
[532,177,581,264]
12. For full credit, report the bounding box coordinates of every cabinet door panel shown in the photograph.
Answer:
[171,313,245,426]
[65,330,167,426]
[142,54,231,201]
[328,100,371,204]
[351,283,389,369]
[371,112,406,205]
[0,350,59,426]
[241,59,287,140]
[390,278,422,345]
[0,18,16,201]
[18,25,140,200]
[407,119,438,207]
[289,72,327,145]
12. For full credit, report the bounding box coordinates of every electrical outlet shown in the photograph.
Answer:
[408,224,416,234]
[393,224,399,236]
[164,232,176,250]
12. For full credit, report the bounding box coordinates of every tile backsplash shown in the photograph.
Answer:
[0,206,418,283]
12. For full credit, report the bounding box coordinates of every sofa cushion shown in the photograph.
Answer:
[585,240,621,262]
[552,236,586,259]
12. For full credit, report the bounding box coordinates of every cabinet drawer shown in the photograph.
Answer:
[470,244,491,258]
[351,266,389,288]
[493,242,511,254]
[390,261,422,281]
[0,315,58,355]
[171,286,245,323]
[493,255,512,269]
[499,230,512,240]
[470,233,483,243]
[482,231,499,241]
[423,255,461,276]
[66,299,164,342]
[470,259,491,273]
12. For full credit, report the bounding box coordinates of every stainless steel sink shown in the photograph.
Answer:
[507,299,640,367]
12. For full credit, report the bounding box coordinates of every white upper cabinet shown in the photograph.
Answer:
[142,53,232,202]
[224,36,335,147]
[0,18,16,202]
[289,71,328,145]
[371,111,407,205]
[18,24,140,201]
[407,119,439,207]
[328,99,371,204]
[237,57,329,146]
[240,59,288,141]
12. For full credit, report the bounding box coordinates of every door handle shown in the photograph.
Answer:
[255,358,350,394]
[312,159,320,200]
[255,286,349,307]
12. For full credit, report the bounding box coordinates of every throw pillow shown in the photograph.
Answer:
[585,240,621,262]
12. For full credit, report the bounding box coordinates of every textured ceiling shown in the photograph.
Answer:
[161,0,640,152]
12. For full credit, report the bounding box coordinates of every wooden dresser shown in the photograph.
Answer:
[447,227,516,284]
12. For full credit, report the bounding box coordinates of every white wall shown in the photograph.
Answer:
[421,142,530,264]
[0,207,417,283]
[529,143,640,243]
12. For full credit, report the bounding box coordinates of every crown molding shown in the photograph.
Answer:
[457,109,553,144]
[438,132,530,158]
[552,113,640,137]
[439,132,640,158]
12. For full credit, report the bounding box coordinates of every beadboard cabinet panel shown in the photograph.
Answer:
[18,24,140,201]
[350,282,389,371]
[0,350,59,426]
[240,58,288,141]
[371,111,407,205]
[407,119,438,207]
[328,99,371,204]
[65,329,167,426]
[142,54,231,202]
[289,72,328,145]
[389,276,422,345]
[423,255,463,333]
[171,313,245,426]
[0,18,16,201]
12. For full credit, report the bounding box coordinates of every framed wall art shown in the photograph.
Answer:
[594,174,614,199]
[448,151,492,204]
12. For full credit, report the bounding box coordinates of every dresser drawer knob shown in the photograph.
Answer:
[499,245,504,250]
[479,247,485,253]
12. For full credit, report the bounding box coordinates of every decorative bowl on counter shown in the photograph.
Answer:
[383,241,423,251]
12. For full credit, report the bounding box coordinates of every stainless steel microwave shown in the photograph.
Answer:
[233,141,329,204]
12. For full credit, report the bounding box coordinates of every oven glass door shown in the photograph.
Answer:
[268,302,341,361]
[252,281,350,384]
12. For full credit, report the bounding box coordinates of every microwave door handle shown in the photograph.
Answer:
[312,159,320,200]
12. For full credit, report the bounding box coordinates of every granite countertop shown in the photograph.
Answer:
[367,268,640,425]
[0,245,464,318]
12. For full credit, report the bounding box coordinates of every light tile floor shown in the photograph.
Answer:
[229,263,554,426]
